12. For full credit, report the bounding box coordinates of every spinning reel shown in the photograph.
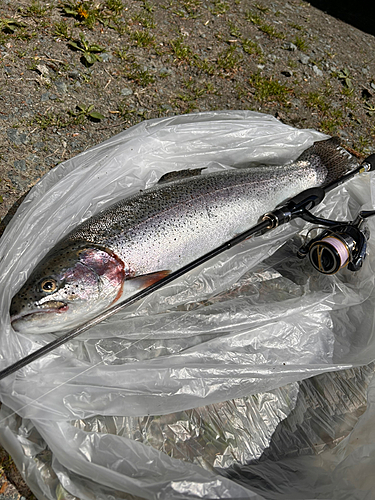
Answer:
[297,211,375,275]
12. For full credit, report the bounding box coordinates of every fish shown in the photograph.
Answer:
[10,137,358,335]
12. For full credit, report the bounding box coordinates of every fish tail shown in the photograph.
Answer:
[297,137,360,186]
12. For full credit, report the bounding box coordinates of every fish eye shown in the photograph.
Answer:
[40,278,58,293]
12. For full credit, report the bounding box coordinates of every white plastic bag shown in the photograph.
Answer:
[1,111,375,499]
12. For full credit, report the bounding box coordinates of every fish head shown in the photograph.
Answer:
[10,243,125,334]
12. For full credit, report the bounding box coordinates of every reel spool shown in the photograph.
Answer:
[307,229,360,274]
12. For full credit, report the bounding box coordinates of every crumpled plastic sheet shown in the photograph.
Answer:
[0,365,374,500]
[1,111,375,499]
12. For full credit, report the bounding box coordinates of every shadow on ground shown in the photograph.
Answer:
[309,0,375,36]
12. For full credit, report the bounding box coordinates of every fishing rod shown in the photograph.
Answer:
[1,154,375,381]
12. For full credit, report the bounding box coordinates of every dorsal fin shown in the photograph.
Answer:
[158,167,205,184]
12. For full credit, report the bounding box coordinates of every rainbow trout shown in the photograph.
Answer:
[10,138,358,334]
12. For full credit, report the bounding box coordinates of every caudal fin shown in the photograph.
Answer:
[297,137,360,186]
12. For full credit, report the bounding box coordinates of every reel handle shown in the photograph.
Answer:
[359,210,375,219]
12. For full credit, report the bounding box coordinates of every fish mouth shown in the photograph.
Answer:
[10,301,68,325]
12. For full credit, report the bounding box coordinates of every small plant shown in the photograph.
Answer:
[246,10,284,39]
[125,64,155,86]
[228,21,241,39]
[217,46,243,72]
[242,38,262,55]
[132,12,156,28]
[245,11,285,38]
[245,10,263,25]
[194,57,216,75]
[170,37,193,62]
[143,1,154,13]
[180,79,218,100]
[68,33,105,66]
[63,1,89,19]
[54,20,72,40]
[289,22,303,30]
[341,86,354,97]
[130,30,155,47]
[63,1,100,28]
[69,104,105,122]
[115,48,129,60]
[173,0,202,19]
[33,111,68,130]
[209,1,229,16]
[255,3,270,13]
[337,68,353,89]
[357,135,371,153]
[105,0,124,15]
[19,1,50,17]
[364,103,375,116]
[319,118,338,134]
[258,23,284,39]
[117,102,137,120]
[293,36,308,51]
[0,18,26,33]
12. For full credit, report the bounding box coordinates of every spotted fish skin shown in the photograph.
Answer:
[10,138,358,335]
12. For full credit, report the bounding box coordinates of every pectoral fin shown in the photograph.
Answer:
[130,270,171,287]
[118,270,171,302]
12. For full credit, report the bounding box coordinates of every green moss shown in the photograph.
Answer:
[306,92,330,113]
[32,111,70,130]
[217,45,243,71]
[249,73,291,103]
